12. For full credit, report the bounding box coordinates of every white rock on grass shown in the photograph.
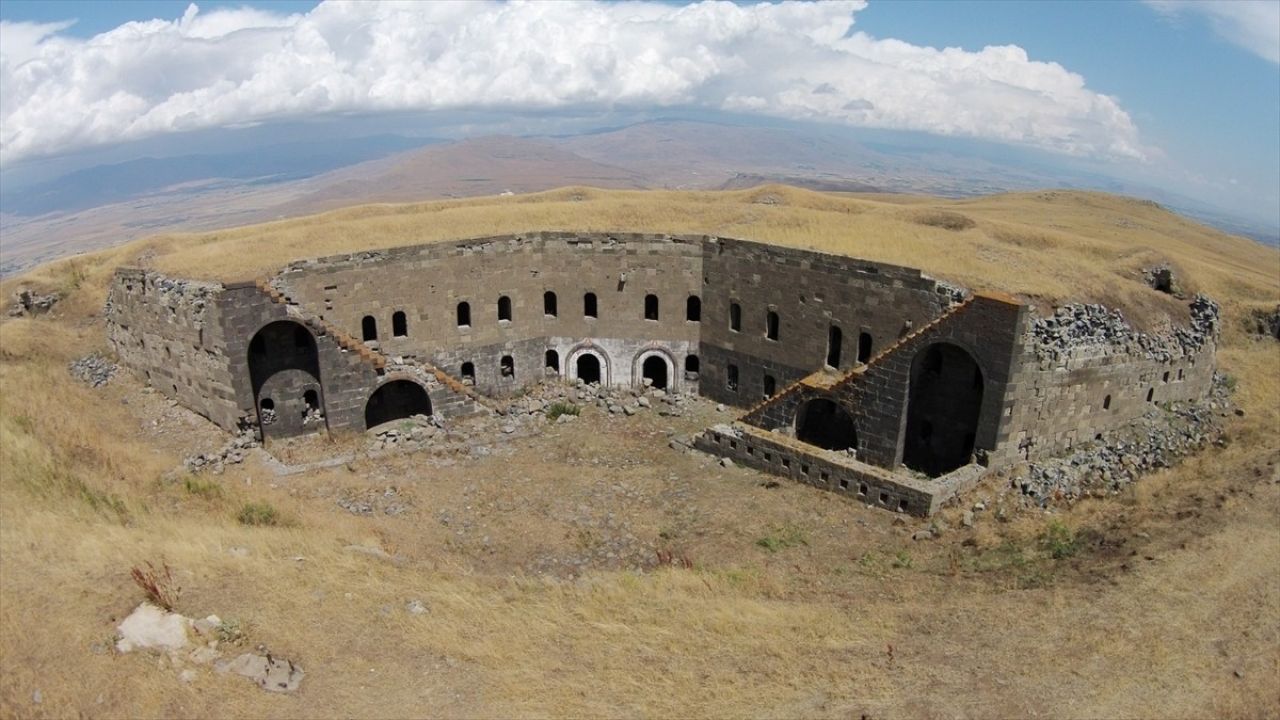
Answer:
[116,603,192,654]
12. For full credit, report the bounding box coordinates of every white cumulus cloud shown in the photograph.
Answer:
[0,0,1148,163]
[1145,0,1280,64]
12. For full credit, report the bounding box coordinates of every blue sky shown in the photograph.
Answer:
[1,1,1277,229]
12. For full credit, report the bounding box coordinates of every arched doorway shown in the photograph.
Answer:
[576,354,602,385]
[903,343,984,476]
[795,398,857,451]
[641,355,668,390]
[364,380,432,429]
[247,320,323,438]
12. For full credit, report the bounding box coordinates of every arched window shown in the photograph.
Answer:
[726,364,739,391]
[686,295,701,322]
[545,349,560,372]
[765,311,780,341]
[498,295,512,322]
[456,302,471,328]
[729,302,741,332]
[392,311,408,337]
[826,325,842,368]
[362,315,378,342]
[460,361,475,384]
[303,389,319,410]
[500,355,515,378]
[544,291,558,317]
[858,332,873,364]
[684,355,700,378]
[644,294,659,321]
[584,292,598,319]
[763,374,776,397]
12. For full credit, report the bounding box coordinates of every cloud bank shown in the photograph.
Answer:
[1145,0,1280,64]
[0,0,1147,164]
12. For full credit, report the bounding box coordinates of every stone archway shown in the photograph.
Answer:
[568,346,609,386]
[247,320,324,438]
[642,355,668,390]
[633,348,675,392]
[364,379,432,429]
[795,397,857,451]
[903,342,984,476]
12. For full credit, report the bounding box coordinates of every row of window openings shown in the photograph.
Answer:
[713,433,909,511]
[454,352,702,383]
[729,307,874,367]
[1100,370,1182,410]
[359,293,702,341]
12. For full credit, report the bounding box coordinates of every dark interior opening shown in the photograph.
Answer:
[858,331,873,364]
[795,398,857,451]
[684,354,700,378]
[584,292,598,319]
[726,364,739,391]
[545,349,560,372]
[500,355,515,377]
[364,380,432,429]
[303,389,319,410]
[903,343,984,477]
[460,361,475,383]
[498,295,512,322]
[765,310,780,340]
[544,291,558,317]
[644,294,659,321]
[729,302,741,332]
[392,311,407,337]
[827,324,842,368]
[686,295,701,322]
[642,355,668,390]
[763,374,776,397]
[456,302,471,327]
[577,353,602,385]
[362,315,378,342]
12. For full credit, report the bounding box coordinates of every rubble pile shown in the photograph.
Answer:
[68,353,118,387]
[1012,375,1233,504]
[1032,294,1219,363]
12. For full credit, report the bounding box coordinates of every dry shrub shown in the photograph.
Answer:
[130,560,181,611]
[911,210,976,231]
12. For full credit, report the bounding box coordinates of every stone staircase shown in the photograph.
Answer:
[255,278,496,415]
[739,295,977,426]
[254,279,386,372]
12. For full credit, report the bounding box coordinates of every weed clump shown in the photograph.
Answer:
[1041,519,1078,559]
[237,502,279,526]
[756,523,808,552]
[547,402,581,421]
[130,560,181,611]
[183,476,222,499]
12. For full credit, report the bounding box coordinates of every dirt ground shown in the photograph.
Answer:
[2,366,1277,719]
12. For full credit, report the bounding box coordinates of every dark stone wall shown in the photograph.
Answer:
[697,237,952,409]
[105,269,240,429]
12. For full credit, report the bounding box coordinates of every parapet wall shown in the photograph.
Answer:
[999,298,1219,464]
[105,269,241,429]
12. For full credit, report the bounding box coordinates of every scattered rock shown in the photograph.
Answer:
[68,353,118,388]
[719,458,734,468]
[8,288,59,317]
[116,603,191,654]
[406,599,429,615]
[216,653,304,693]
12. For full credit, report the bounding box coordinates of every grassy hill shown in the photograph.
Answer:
[1,186,1277,718]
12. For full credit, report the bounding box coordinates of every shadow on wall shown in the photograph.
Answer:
[903,342,983,477]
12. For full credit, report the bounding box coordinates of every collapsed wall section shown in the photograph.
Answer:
[105,269,240,429]
[999,297,1219,464]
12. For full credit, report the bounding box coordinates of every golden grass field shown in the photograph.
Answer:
[1,186,1278,718]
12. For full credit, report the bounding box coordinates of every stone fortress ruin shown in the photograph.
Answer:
[104,232,1220,516]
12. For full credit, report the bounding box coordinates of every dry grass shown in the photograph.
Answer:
[1,185,1278,718]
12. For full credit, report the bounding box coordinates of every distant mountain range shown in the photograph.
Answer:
[1,119,1275,276]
